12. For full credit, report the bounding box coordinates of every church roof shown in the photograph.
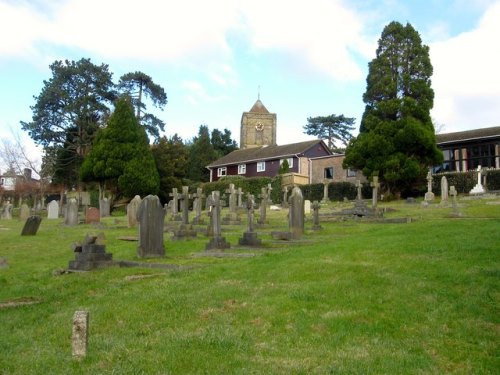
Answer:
[436,126,500,144]
[207,139,330,168]
[248,99,270,114]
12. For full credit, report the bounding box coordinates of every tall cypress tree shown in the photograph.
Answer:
[344,21,442,195]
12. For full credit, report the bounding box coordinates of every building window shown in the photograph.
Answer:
[217,167,227,177]
[324,167,333,179]
[238,164,246,174]
[280,157,294,168]
[347,168,356,177]
[257,162,266,172]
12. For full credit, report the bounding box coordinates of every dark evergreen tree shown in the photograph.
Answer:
[186,125,217,182]
[344,21,442,195]
[211,128,238,158]
[118,71,167,141]
[80,96,159,198]
[303,114,355,152]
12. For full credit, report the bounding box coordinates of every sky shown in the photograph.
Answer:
[1,0,499,172]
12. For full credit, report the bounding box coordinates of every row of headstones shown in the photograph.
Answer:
[134,186,311,258]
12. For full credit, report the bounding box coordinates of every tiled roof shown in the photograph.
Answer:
[436,126,500,144]
[248,99,269,114]
[207,140,328,167]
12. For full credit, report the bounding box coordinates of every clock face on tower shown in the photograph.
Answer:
[255,122,264,131]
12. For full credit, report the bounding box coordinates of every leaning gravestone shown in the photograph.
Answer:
[238,194,261,247]
[192,187,205,225]
[85,207,100,224]
[205,191,230,250]
[136,195,165,258]
[19,203,30,221]
[21,215,42,236]
[47,200,59,219]
[65,198,79,226]
[127,195,142,228]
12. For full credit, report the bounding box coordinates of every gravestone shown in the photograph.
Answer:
[449,185,462,217]
[47,200,59,219]
[192,188,205,225]
[238,193,262,246]
[136,195,165,258]
[99,197,110,217]
[205,193,215,237]
[205,191,230,250]
[80,192,91,207]
[312,201,322,230]
[257,187,268,225]
[322,180,329,203]
[266,183,273,205]
[440,176,449,206]
[282,186,289,208]
[355,180,362,201]
[304,200,311,215]
[237,187,244,208]
[19,203,30,221]
[85,207,100,224]
[222,183,241,225]
[289,186,305,239]
[469,165,486,195]
[424,171,435,201]
[65,198,79,226]
[371,176,380,209]
[72,310,89,360]
[1,200,13,220]
[68,233,113,270]
[127,195,142,228]
[172,186,197,240]
[21,215,42,236]
[169,188,181,221]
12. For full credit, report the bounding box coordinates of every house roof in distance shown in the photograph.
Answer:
[436,126,500,145]
[207,139,330,168]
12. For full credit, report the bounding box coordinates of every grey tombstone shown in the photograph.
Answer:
[136,195,165,258]
[289,186,305,239]
[68,233,113,270]
[19,203,30,221]
[424,171,435,201]
[238,193,262,246]
[312,201,322,231]
[127,195,142,228]
[282,186,289,208]
[21,215,42,236]
[169,188,182,221]
[192,187,205,225]
[205,191,230,250]
[440,176,449,205]
[266,183,273,205]
[65,198,79,226]
[222,183,241,225]
[322,180,329,203]
[205,193,215,237]
[355,180,362,201]
[257,187,268,225]
[47,200,59,219]
[371,176,380,209]
[172,186,197,240]
[99,197,110,218]
[80,191,91,207]
[449,185,462,216]
[237,187,244,208]
[1,200,13,220]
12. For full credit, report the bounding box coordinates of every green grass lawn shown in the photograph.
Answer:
[0,197,499,374]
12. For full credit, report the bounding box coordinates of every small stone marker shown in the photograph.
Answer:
[136,195,165,258]
[65,198,79,226]
[47,200,59,219]
[424,171,435,201]
[371,176,380,209]
[238,193,262,246]
[72,310,89,359]
[85,207,100,224]
[469,165,486,194]
[1,200,13,220]
[127,195,142,228]
[205,191,230,250]
[19,203,30,221]
[21,215,42,236]
[312,201,322,231]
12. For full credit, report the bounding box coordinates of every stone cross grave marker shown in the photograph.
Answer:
[19,203,30,221]
[223,183,241,224]
[169,188,181,221]
[440,176,449,205]
[127,195,142,228]
[65,198,79,226]
[21,215,42,236]
[469,165,486,194]
[257,187,268,225]
[312,201,322,230]
[179,186,191,225]
[289,186,305,239]
[136,195,165,258]
[237,187,244,208]
[424,171,435,201]
[205,190,231,250]
[355,180,362,201]
[238,193,262,246]
[449,185,461,216]
[47,200,59,219]
[192,187,205,225]
[370,176,380,209]
[322,180,330,203]
[266,183,273,204]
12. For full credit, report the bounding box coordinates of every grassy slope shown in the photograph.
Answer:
[0,198,498,374]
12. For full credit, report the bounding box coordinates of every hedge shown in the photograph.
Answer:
[432,169,500,195]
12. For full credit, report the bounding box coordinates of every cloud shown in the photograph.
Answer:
[430,1,500,131]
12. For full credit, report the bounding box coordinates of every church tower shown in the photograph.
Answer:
[240,99,277,149]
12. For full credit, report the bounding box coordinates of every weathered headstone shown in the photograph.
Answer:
[21,215,42,236]
[72,310,89,359]
[371,176,380,209]
[449,185,462,217]
[80,191,91,206]
[355,180,362,201]
[469,165,486,194]
[304,200,311,215]
[440,176,449,205]
[238,194,262,246]
[312,201,322,231]
[257,187,268,225]
[65,198,79,226]
[322,180,329,203]
[169,188,181,221]
[47,200,59,219]
[205,191,230,250]
[1,200,13,220]
[205,193,215,237]
[19,203,30,221]
[222,183,241,225]
[99,197,110,217]
[424,171,435,201]
[136,195,165,258]
[85,207,100,224]
[127,195,142,228]
[237,187,244,208]
[282,186,289,208]
[266,183,273,205]
[68,233,113,270]
[289,186,305,239]
[192,188,205,225]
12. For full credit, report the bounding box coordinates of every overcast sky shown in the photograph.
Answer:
[1,0,499,170]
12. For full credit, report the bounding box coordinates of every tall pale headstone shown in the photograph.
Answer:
[127,195,142,228]
[1,200,13,220]
[289,186,304,239]
[136,195,165,258]
[99,197,110,217]
[65,198,79,226]
[440,176,449,205]
[257,187,268,225]
[371,176,380,209]
[19,203,30,221]
[304,200,311,215]
[47,200,59,219]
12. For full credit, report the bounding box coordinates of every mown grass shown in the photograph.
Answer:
[0,196,499,374]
